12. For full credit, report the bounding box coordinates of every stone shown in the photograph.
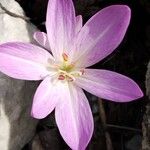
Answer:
[0,0,38,150]
[31,135,44,150]
[142,61,150,150]
[126,135,142,150]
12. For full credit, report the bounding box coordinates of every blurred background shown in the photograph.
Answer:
[14,0,149,149]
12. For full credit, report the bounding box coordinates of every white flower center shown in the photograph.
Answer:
[47,53,84,82]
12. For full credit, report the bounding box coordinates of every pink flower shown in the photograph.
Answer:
[0,0,143,149]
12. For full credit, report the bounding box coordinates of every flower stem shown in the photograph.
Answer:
[98,99,114,150]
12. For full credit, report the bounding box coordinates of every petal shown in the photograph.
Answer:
[74,5,131,67]
[55,83,93,150]
[46,0,76,61]
[33,31,50,50]
[76,15,83,34]
[75,69,143,102]
[31,77,60,119]
[0,42,53,80]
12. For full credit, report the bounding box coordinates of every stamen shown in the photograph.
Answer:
[58,70,75,82]
[57,67,84,82]
[62,53,68,61]
[58,69,67,74]
[58,74,65,80]
[70,70,84,77]
[66,75,74,82]
[47,55,84,83]
[80,69,85,75]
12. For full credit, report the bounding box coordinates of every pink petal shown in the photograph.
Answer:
[75,69,143,102]
[31,77,60,119]
[76,15,83,34]
[33,31,50,50]
[0,42,53,80]
[74,5,131,67]
[55,83,93,150]
[46,0,76,61]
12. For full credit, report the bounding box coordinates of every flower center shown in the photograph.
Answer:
[46,53,84,82]
[57,53,84,82]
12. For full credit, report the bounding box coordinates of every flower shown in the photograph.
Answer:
[0,0,143,149]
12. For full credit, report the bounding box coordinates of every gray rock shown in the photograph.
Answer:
[0,0,38,150]
[146,61,150,100]
[31,135,44,150]
[142,61,150,150]
[126,135,142,150]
